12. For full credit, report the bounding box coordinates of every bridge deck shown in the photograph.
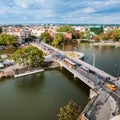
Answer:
[32,42,116,89]
[73,58,116,81]
[40,42,116,80]
[58,60,95,89]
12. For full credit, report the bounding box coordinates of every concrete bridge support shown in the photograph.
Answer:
[74,74,77,79]
[89,89,97,99]
[60,63,63,70]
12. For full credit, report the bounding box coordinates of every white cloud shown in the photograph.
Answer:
[23,16,27,20]
[82,7,94,14]
[0,0,120,24]
[14,0,30,9]
[35,0,44,2]
[0,10,7,15]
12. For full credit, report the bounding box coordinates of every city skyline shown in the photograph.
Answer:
[0,0,120,24]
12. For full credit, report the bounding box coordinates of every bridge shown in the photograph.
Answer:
[32,42,116,89]
[32,41,120,120]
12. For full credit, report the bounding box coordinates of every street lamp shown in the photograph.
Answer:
[74,47,77,57]
[55,43,56,48]
[91,53,95,67]
[115,63,120,80]
[62,43,64,51]
[48,39,50,45]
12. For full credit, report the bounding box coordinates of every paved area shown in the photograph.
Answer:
[83,88,117,120]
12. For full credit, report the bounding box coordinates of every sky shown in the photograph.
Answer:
[0,0,120,24]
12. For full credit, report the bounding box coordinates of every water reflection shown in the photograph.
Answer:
[68,42,120,77]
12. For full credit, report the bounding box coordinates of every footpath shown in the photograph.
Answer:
[93,89,117,120]
[78,88,118,120]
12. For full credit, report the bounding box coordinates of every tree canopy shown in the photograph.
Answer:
[56,25,74,34]
[57,100,81,120]
[75,31,84,39]
[0,27,2,33]
[0,34,18,46]
[113,28,120,41]
[99,31,116,41]
[40,31,51,43]
[12,46,44,67]
[83,29,91,39]
[52,33,66,45]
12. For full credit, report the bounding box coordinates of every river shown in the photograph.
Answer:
[0,42,120,120]
[62,42,120,77]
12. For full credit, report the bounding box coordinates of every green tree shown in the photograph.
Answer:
[57,100,81,120]
[40,31,51,43]
[113,28,120,41]
[6,34,18,45]
[0,27,2,33]
[12,46,44,67]
[93,35,100,42]
[56,25,74,34]
[99,33,107,41]
[99,31,116,41]
[73,31,84,39]
[83,30,91,39]
[78,31,84,39]
[109,32,116,41]
[0,34,17,45]
[0,34,6,45]
[52,33,66,45]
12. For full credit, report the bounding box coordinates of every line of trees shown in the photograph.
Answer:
[40,25,74,46]
[94,28,120,42]
[40,26,120,45]
[76,28,120,42]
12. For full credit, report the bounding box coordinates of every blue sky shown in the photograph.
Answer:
[0,0,120,24]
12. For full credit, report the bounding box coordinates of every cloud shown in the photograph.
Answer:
[82,7,95,14]
[0,0,120,24]
[23,16,27,20]
[35,0,44,2]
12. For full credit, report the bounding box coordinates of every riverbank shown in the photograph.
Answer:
[14,69,44,78]
[92,42,120,47]
[0,61,60,79]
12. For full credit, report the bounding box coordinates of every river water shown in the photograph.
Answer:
[0,42,120,120]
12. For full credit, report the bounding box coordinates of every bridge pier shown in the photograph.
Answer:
[74,74,77,79]
[77,39,81,44]
[77,39,80,44]
[89,89,97,99]
[60,63,63,70]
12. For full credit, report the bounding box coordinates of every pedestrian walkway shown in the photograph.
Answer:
[82,88,117,120]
